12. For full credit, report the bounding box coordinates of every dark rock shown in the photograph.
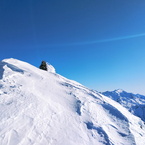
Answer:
[39,61,47,71]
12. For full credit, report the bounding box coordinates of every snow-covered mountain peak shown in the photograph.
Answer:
[114,89,125,94]
[0,58,56,77]
[2,58,30,67]
[0,58,145,145]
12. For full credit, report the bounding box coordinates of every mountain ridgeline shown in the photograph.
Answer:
[102,89,145,122]
[0,58,145,145]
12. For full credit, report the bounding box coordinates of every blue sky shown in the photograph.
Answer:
[0,0,145,95]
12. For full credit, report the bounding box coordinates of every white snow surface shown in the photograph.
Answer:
[46,62,56,73]
[0,58,145,145]
[102,89,145,122]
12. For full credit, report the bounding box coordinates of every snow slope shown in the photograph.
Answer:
[102,89,145,122]
[0,58,145,145]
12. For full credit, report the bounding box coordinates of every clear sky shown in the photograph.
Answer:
[0,0,145,95]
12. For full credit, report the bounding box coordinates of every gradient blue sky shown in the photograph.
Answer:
[0,0,145,95]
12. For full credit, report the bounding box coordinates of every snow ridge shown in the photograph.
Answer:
[46,62,56,73]
[0,58,145,145]
[102,89,145,122]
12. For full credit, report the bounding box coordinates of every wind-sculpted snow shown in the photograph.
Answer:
[102,104,128,121]
[85,122,111,145]
[0,61,24,79]
[46,62,56,73]
[102,89,145,122]
[0,58,145,145]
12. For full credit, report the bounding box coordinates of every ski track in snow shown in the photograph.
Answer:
[0,58,145,145]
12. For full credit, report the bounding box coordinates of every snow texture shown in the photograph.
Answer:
[0,58,145,145]
[102,89,145,122]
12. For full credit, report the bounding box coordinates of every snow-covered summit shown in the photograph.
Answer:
[2,58,56,73]
[114,89,125,94]
[0,58,145,145]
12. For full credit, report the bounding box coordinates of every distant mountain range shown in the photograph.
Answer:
[102,89,145,122]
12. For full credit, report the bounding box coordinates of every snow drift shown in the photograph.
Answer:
[0,58,145,145]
